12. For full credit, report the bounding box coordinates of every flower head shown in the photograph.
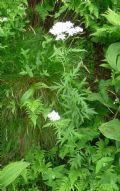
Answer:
[49,21,83,40]
[2,17,8,22]
[0,17,8,23]
[48,110,61,121]
[50,21,73,36]
[56,34,66,40]
[66,26,83,36]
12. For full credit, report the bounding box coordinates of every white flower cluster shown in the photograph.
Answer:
[48,110,61,121]
[0,17,8,23]
[49,21,83,40]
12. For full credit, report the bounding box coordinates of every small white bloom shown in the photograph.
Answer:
[0,17,8,23]
[62,21,74,31]
[48,110,61,121]
[49,27,61,36]
[74,26,83,33]
[49,22,64,36]
[66,28,76,36]
[49,21,73,36]
[2,17,8,22]
[67,26,83,36]
[56,34,66,40]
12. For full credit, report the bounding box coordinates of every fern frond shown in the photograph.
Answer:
[92,9,120,42]
[92,25,120,42]
[103,9,120,26]
[24,99,44,126]
[69,153,83,169]
[59,176,73,191]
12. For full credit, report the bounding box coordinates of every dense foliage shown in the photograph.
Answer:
[0,0,120,190]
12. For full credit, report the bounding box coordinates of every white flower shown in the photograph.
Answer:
[62,21,74,31]
[0,17,8,23]
[74,26,83,33]
[66,28,76,36]
[66,26,83,36]
[48,110,61,121]
[2,17,8,22]
[56,34,66,40]
[49,21,83,40]
[49,21,73,36]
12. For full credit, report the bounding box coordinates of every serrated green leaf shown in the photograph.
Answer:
[96,157,113,173]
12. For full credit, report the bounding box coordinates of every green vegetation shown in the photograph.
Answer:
[0,0,120,190]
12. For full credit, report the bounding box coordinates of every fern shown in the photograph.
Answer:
[23,99,43,127]
[59,176,73,191]
[92,9,120,42]
[35,0,54,21]
[103,9,120,26]
[97,168,119,191]
[92,139,116,163]
[68,152,84,169]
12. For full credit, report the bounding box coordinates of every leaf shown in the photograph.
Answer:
[24,99,43,127]
[21,88,34,104]
[88,2,99,18]
[115,74,120,93]
[96,157,113,173]
[99,119,120,141]
[35,2,53,21]
[88,80,117,110]
[103,9,120,26]
[32,82,48,90]
[54,5,67,18]
[98,80,115,108]
[106,42,120,71]
[21,82,48,104]
[25,65,33,77]
[0,161,29,189]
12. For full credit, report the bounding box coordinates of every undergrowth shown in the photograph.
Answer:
[0,0,120,191]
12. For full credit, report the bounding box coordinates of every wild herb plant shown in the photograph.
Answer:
[1,0,120,191]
